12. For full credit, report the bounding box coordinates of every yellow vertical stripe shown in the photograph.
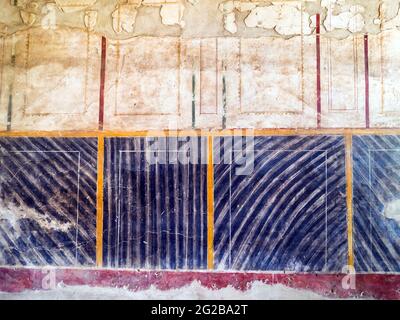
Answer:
[96,134,105,267]
[207,135,214,270]
[345,134,354,268]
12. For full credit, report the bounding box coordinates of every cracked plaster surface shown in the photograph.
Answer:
[0,0,397,39]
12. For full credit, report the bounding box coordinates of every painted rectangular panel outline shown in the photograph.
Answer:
[112,38,182,117]
[239,36,305,115]
[368,148,400,268]
[0,150,82,263]
[326,35,361,113]
[224,148,328,271]
[23,30,91,116]
[378,34,400,115]
[115,149,203,268]
[199,38,218,115]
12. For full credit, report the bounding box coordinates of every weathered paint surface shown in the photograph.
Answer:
[103,137,208,269]
[214,136,347,272]
[0,1,400,129]
[0,0,400,300]
[353,135,400,272]
[0,138,97,266]
[0,268,400,300]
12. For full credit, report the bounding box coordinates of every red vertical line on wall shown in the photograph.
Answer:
[364,34,370,128]
[316,14,322,128]
[98,36,107,131]
[96,133,105,267]
[345,134,354,269]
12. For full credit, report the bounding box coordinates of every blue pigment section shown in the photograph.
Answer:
[0,138,97,266]
[103,137,208,269]
[214,136,348,272]
[353,135,400,272]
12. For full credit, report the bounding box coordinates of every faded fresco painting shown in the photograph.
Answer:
[0,0,399,300]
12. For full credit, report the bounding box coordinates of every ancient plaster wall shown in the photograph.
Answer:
[0,3,400,303]
[1,1,400,130]
[0,0,392,38]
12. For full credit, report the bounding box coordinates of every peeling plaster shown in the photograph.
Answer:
[0,281,332,300]
[244,2,313,35]
[321,0,366,33]
[0,199,73,233]
[384,199,400,223]
[159,3,186,28]
[0,0,395,39]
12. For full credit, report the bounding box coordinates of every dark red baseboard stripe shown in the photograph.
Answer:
[99,36,107,131]
[364,34,370,128]
[0,268,399,300]
[316,14,322,128]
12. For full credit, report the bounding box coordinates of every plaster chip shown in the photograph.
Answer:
[41,3,57,30]
[219,0,235,14]
[324,3,366,33]
[384,199,400,224]
[349,5,365,14]
[348,13,365,33]
[245,4,312,35]
[236,1,257,12]
[160,3,186,28]
[224,12,237,34]
[382,8,400,30]
[112,5,139,33]
[324,11,353,31]
[374,18,382,25]
[84,10,98,31]
[380,0,400,22]
[20,10,36,26]
[244,5,280,29]
[321,0,336,9]
[275,4,312,35]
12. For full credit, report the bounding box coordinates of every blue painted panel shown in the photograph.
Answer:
[353,136,400,272]
[103,137,208,269]
[0,138,97,266]
[214,136,347,272]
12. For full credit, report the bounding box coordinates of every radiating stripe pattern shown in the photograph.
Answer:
[214,136,348,272]
[0,138,97,266]
[353,136,400,272]
[103,137,208,269]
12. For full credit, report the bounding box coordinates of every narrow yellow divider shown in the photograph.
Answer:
[345,134,354,268]
[96,134,105,267]
[207,135,214,270]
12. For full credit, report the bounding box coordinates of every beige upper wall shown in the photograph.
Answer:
[2,0,400,131]
[0,0,396,39]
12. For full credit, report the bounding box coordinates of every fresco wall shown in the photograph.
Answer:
[0,0,400,298]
